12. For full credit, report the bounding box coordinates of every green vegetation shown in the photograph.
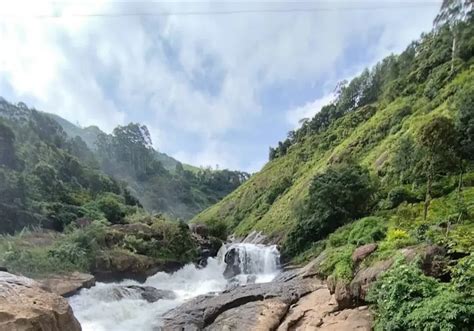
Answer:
[367,260,474,331]
[193,7,474,328]
[283,162,375,256]
[0,99,234,276]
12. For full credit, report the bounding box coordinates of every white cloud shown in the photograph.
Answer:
[286,93,336,128]
[0,0,441,170]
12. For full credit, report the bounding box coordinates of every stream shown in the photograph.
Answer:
[69,243,281,331]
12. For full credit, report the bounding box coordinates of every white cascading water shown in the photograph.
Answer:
[69,243,280,331]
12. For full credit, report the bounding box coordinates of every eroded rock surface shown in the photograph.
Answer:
[39,272,95,297]
[161,278,321,330]
[0,271,81,331]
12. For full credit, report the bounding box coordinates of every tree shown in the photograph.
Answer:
[283,162,375,256]
[417,117,458,220]
[0,121,17,168]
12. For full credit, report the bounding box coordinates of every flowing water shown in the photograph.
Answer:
[69,243,280,331]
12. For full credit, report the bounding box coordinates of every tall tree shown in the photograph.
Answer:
[417,117,458,220]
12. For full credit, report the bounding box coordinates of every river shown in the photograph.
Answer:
[69,243,280,331]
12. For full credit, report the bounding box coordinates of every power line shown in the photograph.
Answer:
[0,2,441,19]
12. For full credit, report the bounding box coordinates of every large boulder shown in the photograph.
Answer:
[277,287,372,331]
[352,244,378,263]
[161,278,321,330]
[0,272,81,331]
[346,245,447,304]
[39,272,95,297]
[92,249,182,282]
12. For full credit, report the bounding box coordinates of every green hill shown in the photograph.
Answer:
[192,8,474,328]
[41,113,247,220]
[194,8,474,250]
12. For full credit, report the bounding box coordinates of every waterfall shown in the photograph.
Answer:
[69,243,280,331]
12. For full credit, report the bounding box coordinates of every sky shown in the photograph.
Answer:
[0,0,442,172]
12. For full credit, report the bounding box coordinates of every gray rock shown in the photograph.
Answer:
[223,247,241,279]
[161,278,321,330]
[113,285,176,303]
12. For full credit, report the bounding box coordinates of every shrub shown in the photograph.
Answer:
[347,217,386,246]
[96,193,126,224]
[319,245,355,281]
[284,162,375,256]
[386,186,417,209]
[381,228,415,250]
[368,261,474,331]
[205,219,229,240]
[450,253,474,296]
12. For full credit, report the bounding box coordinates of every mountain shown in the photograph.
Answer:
[1,99,248,225]
[44,113,199,173]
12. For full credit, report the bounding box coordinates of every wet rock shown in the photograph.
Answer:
[161,278,321,330]
[39,272,96,297]
[352,243,378,263]
[0,271,81,331]
[274,251,328,283]
[112,285,176,303]
[223,247,241,279]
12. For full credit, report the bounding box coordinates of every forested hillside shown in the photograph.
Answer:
[193,5,474,329]
[44,114,248,220]
[0,99,236,278]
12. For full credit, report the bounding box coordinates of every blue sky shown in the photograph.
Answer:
[0,1,441,172]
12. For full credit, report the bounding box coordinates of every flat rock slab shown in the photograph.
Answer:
[161,278,322,330]
[277,287,372,331]
[39,271,96,297]
[0,271,81,331]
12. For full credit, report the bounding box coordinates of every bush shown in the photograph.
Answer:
[380,228,416,250]
[385,186,417,209]
[96,193,126,224]
[284,162,375,256]
[347,217,386,246]
[368,261,474,331]
[205,219,229,240]
[319,245,355,281]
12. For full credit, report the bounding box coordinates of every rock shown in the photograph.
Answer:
[190,224,209,237]
[400,245,447,278]
[0,267,7,272]
[273,251,328,283]
[92,249,181,282]
[319,308,372,331]
[277,287,373,331]
[111,285,176,303]
[161,278,321,330]
[223,247,241,279]
[0,271,81,331]
[39,272,95,297]
[204,298,289,331]
[241,231,269,245]
[352,244,378,263]
[349,259,393,303]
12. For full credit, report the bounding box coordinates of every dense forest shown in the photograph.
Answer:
[194,3,474,330]
[0,100,245,278]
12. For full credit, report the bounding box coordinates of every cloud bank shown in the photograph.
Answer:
[0,0,441,171]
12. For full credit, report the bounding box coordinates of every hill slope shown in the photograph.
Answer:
[41,112,248,220]
[194,9,474,244]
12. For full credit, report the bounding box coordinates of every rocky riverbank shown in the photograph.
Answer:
[0,272,81,331]
[161,262,373,330]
